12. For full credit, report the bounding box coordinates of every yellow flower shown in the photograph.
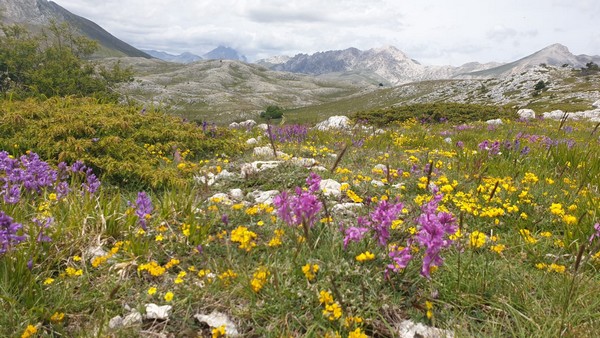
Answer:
[562,214,577,225]
[65,267,83,277]
[43,277,55,285]
[319,290,334,305]
[164,291,174,302]
[425,300,433,319]
[348,328,368,338]
[147,287,157,295]
[48,193,57,201]
[346,190,363,203]
[469,231,486,249]
[250,266,269,293]
[155,234,164,242]
[490,244,506,254]
[230,226,257,251]
[50,312,65,323]
[212,325,226,338]
[322,302,342,321]
[302,263,319,281]
[20,324,37,338]
[355,251,376,262]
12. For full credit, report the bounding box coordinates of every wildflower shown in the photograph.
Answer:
[268,229,284,247]
[549,203,565,217]
[469,231,486,249]
[50,312,65,323]
[250,266,269,292]
[164,291,174,302]
[0,211,26,255]
[490,244,506,254]
[148,287,157,295]
[20,324,37,338]
[302,263,319,281]
[218,269,238,285]
[348,328,368,338]
[322,302,342,321]
[346,190,363,203]
[273,181,322,229]
[355,251,375,262]
[134,192,153,230]
[519,229,537,244]
[319,290,334,304]
[425,300,434,319]
[562,214,577,225]
[589,223,600,243]
[343,226,369,249]
[212,325,226,338]
[43,277,55,285]
[370,200,404,246]
[65,267,83,277]
[230,226,257,251]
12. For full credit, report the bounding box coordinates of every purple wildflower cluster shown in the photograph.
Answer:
[343,200,405,249]
[273,173,322,229]
[386,192,457,279]
[589,223,600,244]
[0,151,58,204]
[515,133,576,150]
[133,192,153,230]
[268,125,309,144]
[478,139,530,156]
[0,211,26,255]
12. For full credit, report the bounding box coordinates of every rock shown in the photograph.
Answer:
[253,146,287,158]
[246,138,258,145]
[593,99,600,108]
[371,180,385,187]
[228,122,239,129]
[319,179,342,197]
[256,123,269,131]
[240,161,282,176]
[215,169,236,181]
[238,119,257,129]
[331,203,364,217]
[395,319,454,338]
[208,193,232,205]
[247,190,280,205]
[108,315,123,329]
[194,172,216,186]
[289,157,317,167]
[444,137,452,144]
[194,311,239,336]
[122,311,143,326]
[229,188,245,201]
[144,303,172,320]
[373,164,387,172]
[315,116,351,131]
[485,118,503,125]
[517,108,535,120]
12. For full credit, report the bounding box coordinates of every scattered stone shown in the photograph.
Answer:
[593,99,600,108]
[373,164,387,172]
[444,137,452,144]
[122,311,143,326]
[253,146,288,158]
[256,123,268,131]
[194,311,239,336]
[207,193,232,205]
[395,319,454,338]
[247,190,280,205]
[194,172,216,186]
[144,304,172,320]
[85,245,107,264]
[371,180,385,187]
[312,166,328,171]
[485,118,503,125]
[238,119,257,129]
[315,115,351,131]
[240,161,282,176]
[331,203,364,217]
[517,108,536,120]
[319,179,342,197]
[246,138,258,145]
[375,128,386,135]
[289,157,317,167]
[229,188,245,201]
[108,315,123,329]
[228,122,239,129]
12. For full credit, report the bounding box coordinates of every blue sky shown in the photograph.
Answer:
[52,0,600,65]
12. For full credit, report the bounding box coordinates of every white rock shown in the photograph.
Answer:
[444,137,452,144]
[319,179,342,197]
[371,180,385,187]
[593,99,600,108]
[86,245,107,263]
[395,319,454,338]
[246,138,258,145]
[256,123,269,131]
[485,118,503,125]
[122,311,143,326]
[290,157,317,167]
[144,303,172,320]
[238,119,257,129]
[108,315,123,329]
[208,193,232,205]
[240,161,282,176]
[373,164,387,171]
[247,190,280,205]
[229,188,245,201]
[315,116,351,131]
[375,128,386,135]
[253,146,287,158]
[517,108,535,120]
[312,166,328,171]
[331,203,364,217]
[194,311,239,336]
[215,169,236,180]
[228,122,239,129]
[194,173,216,186]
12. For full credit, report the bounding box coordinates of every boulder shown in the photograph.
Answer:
[238,119,257,129]
[517,108,535,120]
[319,179,342,197]
[315,116,351,131]
[485,119,503,125]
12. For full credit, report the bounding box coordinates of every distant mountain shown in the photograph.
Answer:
[142,50,202,63]
[0,0,151,58]
[259,46,502,85]
[203,46,247,62]
[466,43,600,77]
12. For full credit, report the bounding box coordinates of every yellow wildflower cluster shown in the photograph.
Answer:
[519,229,537,244]
[250,266,269,293]
[355,251,375,262]
[20,324,37,338]
[245,203,274,216]
[218,269,238,285]
[138,261,167,277]
[268,229,285,247]
[346,189,363,203]
[535,263,566,274]
[425,300,434,319]
[212,325,226,338]
[302,263,320,281]
[91,241,125,268]
[230,226,258,251]
[348,328,368,338]
[64,267,83,277]
[319,290,342,321]
[469,231,486,249]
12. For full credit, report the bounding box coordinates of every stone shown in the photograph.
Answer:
[229,188,244,201]
[517,108,535,120]
[485,118,503,125]
[144,303,172,320]
[238,119,257,129]
[228,122,239,129]
[247,190,280,205]
[319,179,342,197]
[240,161,282,176]
[194,311,239,336]
[315,115,351,131]
[246,138,258,145]
[395,319,454,338]
[253,146,287,158]
[122,311,142,326]
[331,203,364,217]
[593,99,600,108]
[108,315,123,329]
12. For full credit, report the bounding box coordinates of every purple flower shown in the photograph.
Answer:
[82,170,100,194]
[589,223,600,244]
[221,214,229,226]
[273,178,322,229]
[306,172,321,194]
[3,184,21,204]
[343,226,369,249]
[134,192,153,230]
[0,211,26,255]
[33,217,53,243]
[370,200,404,246]
[386,245,413,275]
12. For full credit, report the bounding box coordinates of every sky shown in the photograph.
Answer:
[51,0,600,66]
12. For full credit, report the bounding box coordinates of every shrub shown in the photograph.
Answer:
[260,105,284,119]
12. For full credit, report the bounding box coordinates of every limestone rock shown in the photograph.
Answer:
[485,118,503,125]
[517,108,535,120]
[315,116,351,131]
[194,311,239,336]
[144,303,172,320]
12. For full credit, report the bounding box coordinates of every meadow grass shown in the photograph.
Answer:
[1,100,599,338]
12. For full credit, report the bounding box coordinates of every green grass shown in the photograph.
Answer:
[1,99,599,337]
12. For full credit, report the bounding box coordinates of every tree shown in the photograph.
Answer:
[534,80,547,91]
[0,21,132,101]
[260,105,284,119]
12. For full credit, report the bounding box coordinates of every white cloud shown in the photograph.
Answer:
[51,0,600,65]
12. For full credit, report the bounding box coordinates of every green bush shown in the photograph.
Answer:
[353,102,516,126]
[0,98,246,190]
[260,105,284,119]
